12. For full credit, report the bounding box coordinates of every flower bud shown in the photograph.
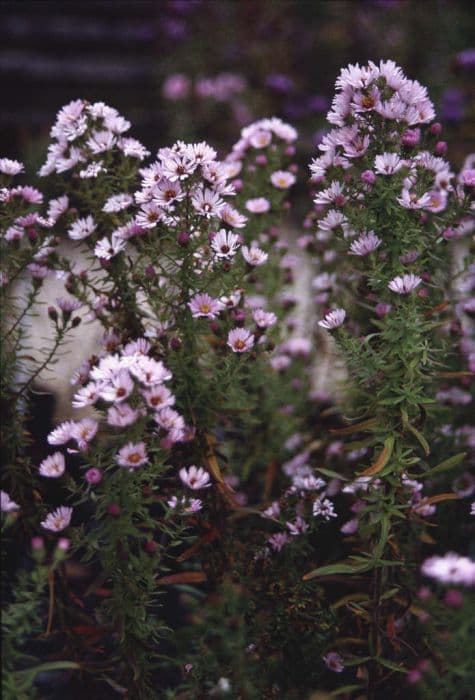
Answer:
[435,140,447,155]
[48,306,58,322]
[429,122,442,135]
[145,540,158,555]
[361,170,376,185]
[107,503,121,518]
[177,231,190,246]
[85,468,102,484]
[170,336,182,350]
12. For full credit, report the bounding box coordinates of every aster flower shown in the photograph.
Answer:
[94,235,127,260]
[219,204,247,228]
[323,652,344,673]
[116,441,148,469]
[252,309,277,328]
[39,452,66,478]
[188,292,224,319]
[68,216,97,241]
[210,229,241,259]
[107,403,142,427]
[270,170,296,189]
[388,273,422,294]
[286,516,309,536]
[268,532,292,552]
[48,420,75,445]
[0,158,24,175]
[318,308,346,330]
[142,386,175,411]
[136,202,163,228]
[179,465,211,490]
[245,197,270,214]
[227,328,255,353]
[99,369,134,403]
[191,187,224,218]
[1,491,20,513]
[167,495,203,513]
[242,245,268,266]
[312,497,337,520]
[421,553,475,587]
[348,231,382,256]
[129,356,172,385]
[318,209,347,232]
[374,153,404,175]
[102,193,134,213]
[41,506,73,532]
[71,418,99,451]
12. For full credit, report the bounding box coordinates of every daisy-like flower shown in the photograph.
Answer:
[71,418,99,451]
[79,162,107,179]
[142,386,175,411]
[68,216,96,241]
[348,231,382,256]
[1,490,20,513]
[191,187,224,218]
[323,652,344,673]
[421,553,475,587]
[318,308,346,330]
[179,465,211,490]
[99,369,134,403]
[242,245,268,266]
[102,193,133,213]
[388,273,422,294]
[312,497,337,520]
[249,130,273,148]
[314,181,347,207]
[268,532,292,552]
[48,420,75,445]
[270,170,296,189]
[116,441,148,469]
[210,229,241,258]
[136,202,163,228]
[374,153,404,175]
[245,197,270,214]
[39,452,66,478]
[252,309,277,328]
[286,516,309,536]
[219,204,247,228]
[94,235,127,260]
[167,495,203,513]
[107,403,142,427]
[0,158,24,176]
[41,506,73,532]
[318,209,347,232]
[227,328,255,353]
[188,292,224,319]
[129,356,172,385]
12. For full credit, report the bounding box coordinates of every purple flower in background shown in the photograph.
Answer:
[456,48,475,69]
[265,73,295,93]
[323,651,344,673]
[440,88,464,122]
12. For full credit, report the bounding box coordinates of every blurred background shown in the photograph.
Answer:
[1,0,474,171]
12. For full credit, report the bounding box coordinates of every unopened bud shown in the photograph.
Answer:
[48,306,58,322]
[107,503,121,517]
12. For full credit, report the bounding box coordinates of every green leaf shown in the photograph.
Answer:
[303,562,370,580]
[330,685,364,697]
[419,452,466,479]
[373,656,407,673]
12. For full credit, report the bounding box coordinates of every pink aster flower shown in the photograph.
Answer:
[318,308,346,330]
[348,231,382,256]
[252,309,277,328]
[71,418,99,451]
[268,532,292,552]
[1,491,20,513]
[210,229,241,258]
[116,441,148,469]
[0,158,24,175]
[421,553,475,587]
[39,452,66,478]
[188,292,224,319]
[191,187,224,218]
[323,652,344,673]
[167,495,203,513]
[94,235,126,260]
[227,328,255,353]
[241,245,268,266]
[99,369,134,403]
[179,465,211,490]
[245,197,270,214]
[68,215,96,241]
[461,169,475,187]
[219,204,247,228]
[286,516,309,536]
[48,420,75,445]
[374,153,404,175]
[107,402,142,427]
[312,497,337,520]
[270,170,296,189]
[129,356,172,385]
[142,386,175,411]
[102,193,134,213]
[388,273,422,294]
[41,506,73,532]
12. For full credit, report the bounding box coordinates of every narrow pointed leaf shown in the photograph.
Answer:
[359,436,394,477]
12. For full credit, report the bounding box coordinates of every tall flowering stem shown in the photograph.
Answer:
[304,61,473,696]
